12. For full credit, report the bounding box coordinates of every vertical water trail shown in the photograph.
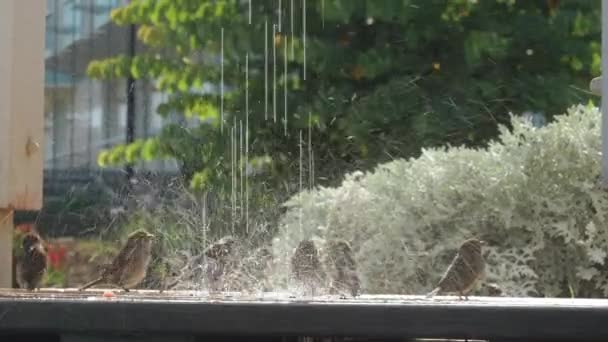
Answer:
[278,0,282,32]
[240,120,244,220]
[322,0,325,28]
[308,112,312,190]
[302,0,306,80]
[231,122,235,233]
[265,20,268,121]
[246,53,249,136]
[299,130,303,234]
[245,127,249,234]
[245,52,250,233]
[290,0,295,58]
[273,24,277,123]
[284,34,288,136]
[245,52,249,228]
[220,28,224,133]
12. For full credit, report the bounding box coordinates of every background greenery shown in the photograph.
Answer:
[91,0,600,193]
[68,0,606,296]
[276,104,608,297]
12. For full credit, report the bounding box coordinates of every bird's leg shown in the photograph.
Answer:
[458,291,464,300]
[79,277,104,291]
[122,288,130,292]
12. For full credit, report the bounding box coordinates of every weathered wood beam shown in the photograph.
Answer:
[0,0,45,287]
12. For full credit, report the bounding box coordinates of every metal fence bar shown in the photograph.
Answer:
[0,290,607,341]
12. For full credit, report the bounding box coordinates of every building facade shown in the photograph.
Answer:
[44,0,175,172]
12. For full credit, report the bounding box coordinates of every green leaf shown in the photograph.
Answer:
[142,138,161,160]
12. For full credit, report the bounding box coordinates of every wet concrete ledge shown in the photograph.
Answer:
[0,289,607,341]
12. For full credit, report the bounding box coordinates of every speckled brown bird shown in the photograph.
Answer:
[204,235,237,292]
[79,230,155,292]
[324,239,360,297]
[253,246,274,291]
[427,238,486,300]
[246,246,274,291]
[223,245,274,292]
[291,239,325,296]
[483,282,504,297]
[17,232,48,290]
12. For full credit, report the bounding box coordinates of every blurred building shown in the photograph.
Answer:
[40,0,179,235]
[44,0,176,172]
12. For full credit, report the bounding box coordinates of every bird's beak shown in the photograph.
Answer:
[479,240,487,245]
[146,232,155,239]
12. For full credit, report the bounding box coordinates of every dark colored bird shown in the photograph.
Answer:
[205,235,236,259]
[324,239,360,297]
[79,230,155,292]
[204,235,237,292]
[17,232,47,290]
[427,238,486,300]
[291,239,324,296]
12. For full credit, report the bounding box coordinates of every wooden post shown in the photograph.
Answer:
[0,1,45,287]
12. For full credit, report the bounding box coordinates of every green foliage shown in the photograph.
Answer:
[88,0,600,194]
[113,179,283,289]
[274,105,608,297]
[43,268,67,288]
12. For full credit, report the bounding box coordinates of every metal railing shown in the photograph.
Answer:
[0,289,606,341]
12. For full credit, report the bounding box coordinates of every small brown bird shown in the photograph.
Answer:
[79,230,155,292]
[17,232,48,290]
[324,239,360,297]
[483,282,504,297]
[204,235,237,292]
[205,235,236,259]
[252,246,274,291]
[427,238,486,300]
[222,245,274,292]
[291,239,325,296]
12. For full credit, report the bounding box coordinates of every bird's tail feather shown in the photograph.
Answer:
[426,287,440,298]
[79,277,104,291]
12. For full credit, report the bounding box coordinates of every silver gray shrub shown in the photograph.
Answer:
[273,104,608,297]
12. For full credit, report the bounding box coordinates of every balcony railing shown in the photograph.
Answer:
[0,289,607,341]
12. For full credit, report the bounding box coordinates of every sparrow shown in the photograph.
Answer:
[251,246,274,292]
[291,239,325,296]
[324,239,360,297]
[16,232,48,290]
[427,238,486,300]
[225,246,274,292]
[483,282,504,296]
[79,229,155,292]
[203,235,237,292]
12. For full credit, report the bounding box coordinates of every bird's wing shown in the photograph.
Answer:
[436,253,461,290]
[109,238,139,271]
